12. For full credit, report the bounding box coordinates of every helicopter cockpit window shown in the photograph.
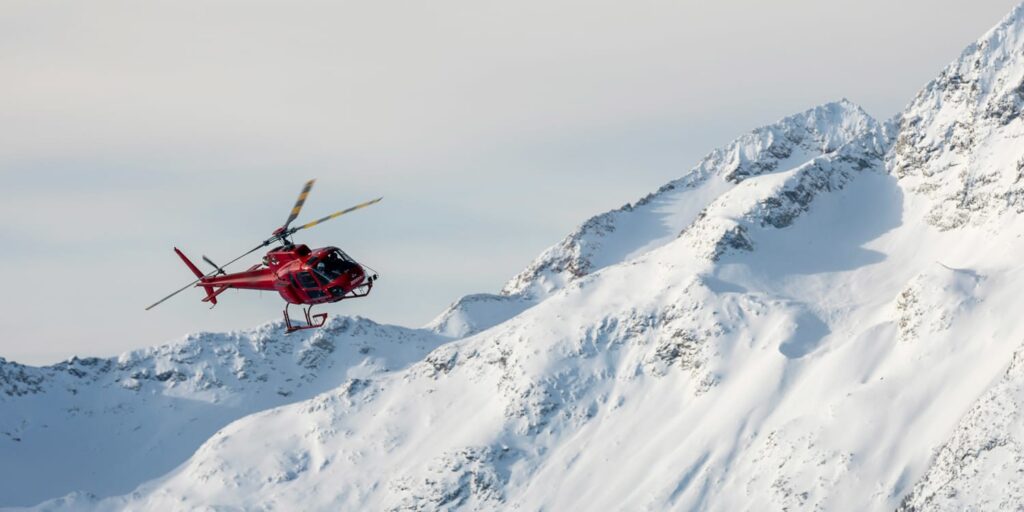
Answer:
[311,250,356,283]
[334,249,354,263]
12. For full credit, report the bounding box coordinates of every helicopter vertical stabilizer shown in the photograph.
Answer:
[174,248,218,305]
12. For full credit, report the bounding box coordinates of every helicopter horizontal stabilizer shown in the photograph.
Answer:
[174,247,218,305]
[201,286,227,303]
[199,265,262,304]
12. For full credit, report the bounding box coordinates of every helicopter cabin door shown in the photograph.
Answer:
[293,271,326,300]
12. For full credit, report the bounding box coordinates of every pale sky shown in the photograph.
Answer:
[1,0,1018,364]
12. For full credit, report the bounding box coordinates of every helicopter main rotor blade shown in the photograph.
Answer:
[144,276,212,311]
[282,179,315,231]
[292,197,383,233]
[145,243,267,311]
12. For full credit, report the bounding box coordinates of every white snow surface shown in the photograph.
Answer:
[0,318,446,507]
[8,4,1024,511]
[428,98,880,338]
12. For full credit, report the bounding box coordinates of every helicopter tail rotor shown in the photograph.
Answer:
[202,255,228,275]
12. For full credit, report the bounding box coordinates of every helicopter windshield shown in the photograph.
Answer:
[310,249,356,283]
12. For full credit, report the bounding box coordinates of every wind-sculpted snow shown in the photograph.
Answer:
[0,317,445,507]
[14,4,1024,510]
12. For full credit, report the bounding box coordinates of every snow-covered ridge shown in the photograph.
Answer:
[429,100,882,337]
[891,1,1024,230]
[680,126,892,261]
[502,99,880,298]
[0,316,444,507]
[425,293,535,338]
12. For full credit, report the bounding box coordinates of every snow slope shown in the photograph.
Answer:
[428,99,880,338]
[8,3,1024,511]
[0,317,445,507]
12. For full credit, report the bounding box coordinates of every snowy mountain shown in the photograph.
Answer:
[7,3,1024,510]
[0,318,445,507]
[428,99,881,338]
[892,0,1024,232]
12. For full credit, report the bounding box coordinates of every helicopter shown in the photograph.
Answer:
[146,179,382,333]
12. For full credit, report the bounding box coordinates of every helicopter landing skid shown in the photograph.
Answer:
[283,303,328,333]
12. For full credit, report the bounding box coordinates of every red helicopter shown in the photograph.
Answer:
[146,179,382,333]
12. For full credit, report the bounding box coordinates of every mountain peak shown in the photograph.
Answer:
[890,0,1024,230]
[498,99,880,299]
[795,97,867,118]
[424,99,883,338]
[775,98,877,152]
